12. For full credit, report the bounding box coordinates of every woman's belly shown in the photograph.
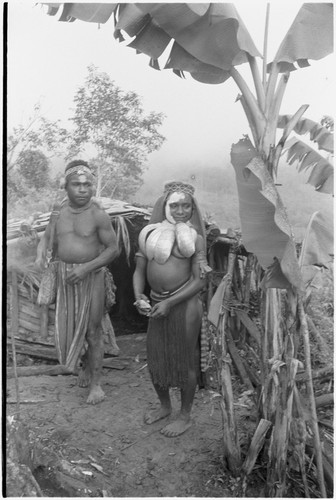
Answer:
[147,256,191,293]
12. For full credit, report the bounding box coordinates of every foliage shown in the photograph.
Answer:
[67,65,166,200]
[15,149,50,190]
[43,5,333,495]
[278,115,334,194]
[321,115,334,132]
[7,103,69,173]
[7,185,61,220]
[7,69,166,215]
[7,103,70,214]
[46,3,333,289]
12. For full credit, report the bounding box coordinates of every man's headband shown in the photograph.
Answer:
[163,181,195,198]
[65,165,94,179]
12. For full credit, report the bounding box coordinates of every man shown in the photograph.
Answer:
[133,181,211,437]
[36,160,119,404]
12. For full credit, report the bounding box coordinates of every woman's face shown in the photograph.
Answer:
[165,192,193,223]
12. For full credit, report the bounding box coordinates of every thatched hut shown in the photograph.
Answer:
[6,197,246,362]
[6,198,153,357]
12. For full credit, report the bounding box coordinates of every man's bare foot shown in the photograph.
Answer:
[160,416,192,437]
[86,385,105,404]
[144,407,171,424]
[78,367,91,388]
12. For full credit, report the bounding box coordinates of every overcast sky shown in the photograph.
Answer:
[7,1,334,172]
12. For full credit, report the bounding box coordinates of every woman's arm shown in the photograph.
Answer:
[133,253,151,315]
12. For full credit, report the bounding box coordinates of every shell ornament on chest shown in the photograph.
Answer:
[139,220,197,264]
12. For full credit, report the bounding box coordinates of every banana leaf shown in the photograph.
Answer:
[299,210,333,287]
[45,2,261,84]
[45,3,333,83]
[283,137,333,194]
[278,115,334,154]
[48,3,118,23]
[231,136,302,290]
[267,3,333,72]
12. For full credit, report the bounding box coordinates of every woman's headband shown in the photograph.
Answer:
[163,181,195,198]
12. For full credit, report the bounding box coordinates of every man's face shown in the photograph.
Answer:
[66,173,94,207]
[166,192,193,223]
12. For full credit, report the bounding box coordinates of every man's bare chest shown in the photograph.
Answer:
[57,211,97,238]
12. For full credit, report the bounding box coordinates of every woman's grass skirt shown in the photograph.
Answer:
[147,300,190,389]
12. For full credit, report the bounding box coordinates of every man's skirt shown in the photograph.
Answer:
[54,262,100,372]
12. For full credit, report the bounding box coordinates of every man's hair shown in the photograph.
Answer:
[63,160,94,188]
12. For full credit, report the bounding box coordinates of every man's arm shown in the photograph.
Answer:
[35,223,52,269]
[83,210,120,273]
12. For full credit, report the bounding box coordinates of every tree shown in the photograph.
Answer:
[7,104,70,217]
[16,150,50,190]
[68,65,166,200]
[7,103,69,173]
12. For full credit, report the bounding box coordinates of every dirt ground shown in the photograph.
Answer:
[7,269,333,498]
[6,333,261,498]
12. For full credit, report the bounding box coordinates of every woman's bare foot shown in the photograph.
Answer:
[144,406,172,424]
[86,385,105,404]
[160,415,192,437]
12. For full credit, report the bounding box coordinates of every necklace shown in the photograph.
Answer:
[68,199,92,214]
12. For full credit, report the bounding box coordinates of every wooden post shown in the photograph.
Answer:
[242,254,254,306]
[206,246,215,311]
[217,250,241,474]
[39,304,49,338]
[9,270,21,417]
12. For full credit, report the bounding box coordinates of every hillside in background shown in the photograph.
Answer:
[135,159,333,241]
[8,157,332,244]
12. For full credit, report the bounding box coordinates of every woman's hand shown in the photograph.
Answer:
[150,300,171,319]
[134,295,151,316]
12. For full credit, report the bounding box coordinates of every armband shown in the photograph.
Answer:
[193,250,212,278]
[135,250,147,260]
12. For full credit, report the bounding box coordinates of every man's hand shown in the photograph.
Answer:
[66,265,89,285]
[150,300,171,319]
[34,257,46,272]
